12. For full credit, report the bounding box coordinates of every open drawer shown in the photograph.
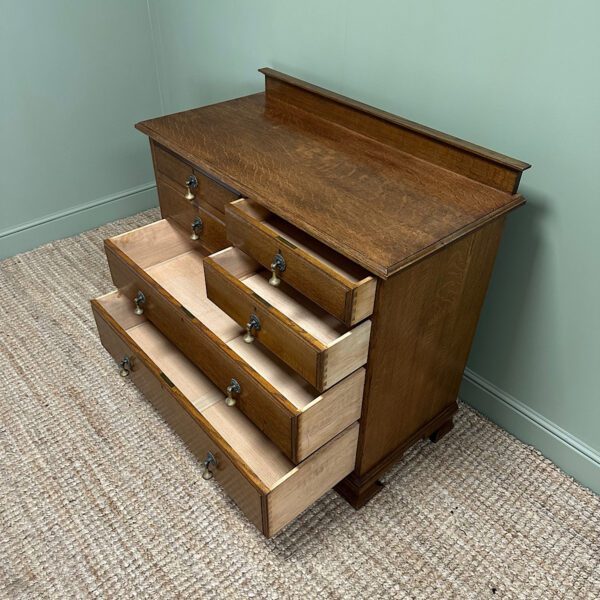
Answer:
[226,199,377,326]
[103,219,364,463]
[91,291,359,538]
[204,246,372,391]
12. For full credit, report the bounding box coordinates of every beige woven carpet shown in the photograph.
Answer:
[1,209,599,599]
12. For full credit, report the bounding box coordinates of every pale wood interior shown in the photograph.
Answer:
[296,369,364,460]
[128,322,223,410]
[109,220,194,270]
[266,423,360,536]
[211,246,348,344]
[228,338,316,409]
[110,219,322,411]
[234,199,371,284]
[96,290,292,488]
[245,275,344,343]
[322,321,372,389]
[94,290,146,331]
[207,245,257,279]
[147,251,242,342]
[351,277,378,325]
[202,402,292,486]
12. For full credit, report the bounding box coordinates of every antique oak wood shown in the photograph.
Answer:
[226,199,377,326]
[92,291,359,537]
[336,218,506,506]
[204,246,371,391]
[104,219,364,464]
[151,141,239,216]
[91,68,529,530]
[136,70,529,278]
[262,69,528,194]
[156,177,228,254]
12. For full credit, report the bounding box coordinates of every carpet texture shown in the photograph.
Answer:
[0,209,598,599]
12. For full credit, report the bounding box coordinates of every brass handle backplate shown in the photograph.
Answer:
[185,175,198,201]
[269,253,286,287]
[243,314,261,343]
[225,378,241,407]
[119,356,132,377]
[201,451,217,480]
[133,290,146,315]
[190,216,203,240]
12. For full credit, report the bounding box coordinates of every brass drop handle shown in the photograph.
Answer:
[243,314,261,344]
[133,290,146,315]
[119,356,132,377]
[225,378,241,407]
[185,175,198,201]
[269,253,286,287]
[190,216,203,240]
[201,451,217,480]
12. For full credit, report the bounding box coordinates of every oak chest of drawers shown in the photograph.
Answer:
[91,68,530,537]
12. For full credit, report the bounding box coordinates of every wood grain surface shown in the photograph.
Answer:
[93,291,360,537]
[92,293,270,496]
[261,68,529,193]
[104,220,363,463]
[152,140,240,215]
[137,71,529,278]
[104,240,299,461]
[129,69,531,516]
[204,246,371,390]
[266,423,359,537]
[157,177,228,255]
[356,218,506,476]
[226,199,376,325]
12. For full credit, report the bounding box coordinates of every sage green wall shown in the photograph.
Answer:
[147,0,600,491]
[0,0,162,258]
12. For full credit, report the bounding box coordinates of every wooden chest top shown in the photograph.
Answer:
[137,69,529,278]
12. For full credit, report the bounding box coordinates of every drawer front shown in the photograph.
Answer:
[152,142,194,193]
[92,299,264,532]
[152,142,239,215]
[204,247,372,392]
[226,199,376,326]
[195,169,240,215]
[92,291,360,537]
[157,177,228,254]
[204,252,322,388]
[103,246,298,461]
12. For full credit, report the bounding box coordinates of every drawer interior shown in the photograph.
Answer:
[96,291,292,487]
[234,200,370,284]
[108,220,323,410]
[209,246,348,345]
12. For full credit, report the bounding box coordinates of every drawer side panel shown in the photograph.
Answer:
[266,423,359,537]
[296,369,364,461]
